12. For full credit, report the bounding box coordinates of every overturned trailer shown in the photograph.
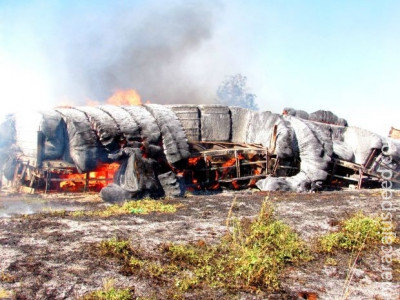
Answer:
[0,104,399,200]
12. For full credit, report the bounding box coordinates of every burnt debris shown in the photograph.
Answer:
[0,104,399,200]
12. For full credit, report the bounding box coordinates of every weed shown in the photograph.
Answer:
[96,198,311,294]
[98,238,135,260]
[319,212,385,253]
[80,278,134,300]
[52,199,182,218]
[325,257,338,266]
[0,288,11,298]
[392,258,400,282]
[0,272,16,283]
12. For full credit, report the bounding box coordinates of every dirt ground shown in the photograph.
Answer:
[0,189,399,299]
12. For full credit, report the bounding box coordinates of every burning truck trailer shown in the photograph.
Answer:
[0,104,400,202]
[0,104,277,201]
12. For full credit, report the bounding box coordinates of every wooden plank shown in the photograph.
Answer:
[41,160,76,169]
[218,174,267,183]
[84,173,89,192]
[332,175,359,182]
[19,186,35,194]
[358,170,364,189]
[48,178,114,182]
[235,150,240,178]
[12,162,21,187]
[364,148,378,169]
[333,159,361,171]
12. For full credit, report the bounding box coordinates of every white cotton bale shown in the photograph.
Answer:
[247,111,282,146]
[333,140,355,162]
[343,127,383,165]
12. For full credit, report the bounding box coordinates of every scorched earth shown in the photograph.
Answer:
[0,189,399,299]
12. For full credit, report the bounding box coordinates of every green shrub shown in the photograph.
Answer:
[319,212,384,253]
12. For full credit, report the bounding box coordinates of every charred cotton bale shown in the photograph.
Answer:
[256,172,313,193]
[99,105,141,147]
[283,107,309,120]
[198,105,231,142]
[14,110,69,164]
[275,119,297,159]
[309,110,348,126]
[288,116,332,181]
[113,147,162,197]
[168,105,200,142]
[304,120,334,159]
[158,171,183,197]
[77,106,120,151]
[145,104,190,164]
[56,108,103,173]
[343,127,383,165]
[39,111,66,160]
[230,106,253,144]
[122,105,161,145]
[256,176,294,192]
[100,183,132,203]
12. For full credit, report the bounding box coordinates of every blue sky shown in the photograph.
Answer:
[0,0,399,135]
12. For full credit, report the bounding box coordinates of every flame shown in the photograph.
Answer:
[59,163,120,192]
[221,153,245,178]
[188,156,202,166]
[222,157,236,168]
[249,168,262,186]
[107,89,142,106]
[231,180,239,189]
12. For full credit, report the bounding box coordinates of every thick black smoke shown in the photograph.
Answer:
[47,0,221,104]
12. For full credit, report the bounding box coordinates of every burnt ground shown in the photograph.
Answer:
[0,189,399,299]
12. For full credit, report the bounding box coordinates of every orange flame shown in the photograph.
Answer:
[188,156,202,166]
[231,180,239,189]
[59,163,120,192]
[107,89,142,106]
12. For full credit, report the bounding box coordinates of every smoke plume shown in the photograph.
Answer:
[45,0,221,104]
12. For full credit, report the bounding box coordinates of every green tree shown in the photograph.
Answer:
[216,74,258,110]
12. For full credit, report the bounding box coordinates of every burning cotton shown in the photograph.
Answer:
[0,103,399,201]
